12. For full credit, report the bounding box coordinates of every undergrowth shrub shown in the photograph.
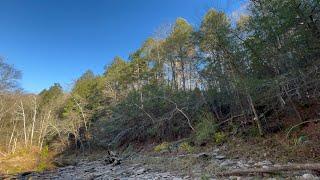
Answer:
[154,142,170,153]
[246,127,261,137]
[178,142,194,153]
[0,145,55,174]
[195,112,217,142]
[36,146,50,171]
[214,132,226,144]
[102,85,205,147]
[293,135,308,146]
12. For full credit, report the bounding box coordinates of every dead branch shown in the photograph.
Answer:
[286,119,320,138]
[217,163,320,176]
[133,103,155,123]
[0,151,6,157]
[72,96,88,131]
[176,107,195,131]
[217,114,245,126]
[154,96,195,131]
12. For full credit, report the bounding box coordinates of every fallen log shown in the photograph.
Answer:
[217,163,320,176]
[103,150,121,166]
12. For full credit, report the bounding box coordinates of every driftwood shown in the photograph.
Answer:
[217,163,320,176]
[103,150,121,166]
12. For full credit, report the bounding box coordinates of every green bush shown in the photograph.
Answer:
[178,142,194,153]
[214,132,226,144]
[36,146,50,172]
[195,112,217,142]
[154,142,170,153]
[247,127,260,137]
[293,135,308,146]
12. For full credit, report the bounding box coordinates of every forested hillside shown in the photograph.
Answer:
[0,0,320,177]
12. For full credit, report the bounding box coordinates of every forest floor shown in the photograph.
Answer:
[5,135,320,180]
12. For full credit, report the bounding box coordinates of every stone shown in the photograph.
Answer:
[220,160,235,167]
[248,159,255,165]
[254,160,272,167]
[236,161,250,168]
[136,168,146,175]
[161,172,170,178]
[262,160,272,165]
[213,148,220,153]
[215,155,226,160]
[198,153,210,160]
[173,178,183,180]
[229,176,241,180]
[302,174,317,179]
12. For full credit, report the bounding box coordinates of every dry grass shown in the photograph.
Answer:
[0,146,56,175]
[224,133,320,163]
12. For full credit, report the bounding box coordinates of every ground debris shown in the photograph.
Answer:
[217,163,320,177]
[103,150,122,166]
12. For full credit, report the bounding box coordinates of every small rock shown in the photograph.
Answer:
[254,160,272,167]
[262,160,272,165]
[84,167,95,173]
[198,153,210,160]
[215,155,226,160]
[161,172,170,178]
[220,160,235,167]
[136,168,146,175]
[173,178,183,180]
[237,161,250,168]
[229,176,241,180]
[248,159,255,165]
[302,174,317,179]
[213,148,220,153]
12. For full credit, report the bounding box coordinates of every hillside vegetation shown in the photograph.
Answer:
[0,0,320,174]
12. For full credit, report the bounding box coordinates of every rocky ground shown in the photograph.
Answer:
[6,147,319,180]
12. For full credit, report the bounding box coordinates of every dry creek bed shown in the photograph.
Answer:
[9,148,320,180]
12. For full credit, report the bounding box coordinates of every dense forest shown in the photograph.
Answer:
[0,0,320,175]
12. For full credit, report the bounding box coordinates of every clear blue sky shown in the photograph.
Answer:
[0,0,246,93]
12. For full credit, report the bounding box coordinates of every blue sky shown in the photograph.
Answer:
[0,0,246,93]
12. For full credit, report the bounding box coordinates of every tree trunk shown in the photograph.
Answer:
[20,101,28,147]
[247,95,264,136]
[30,97,37,146]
